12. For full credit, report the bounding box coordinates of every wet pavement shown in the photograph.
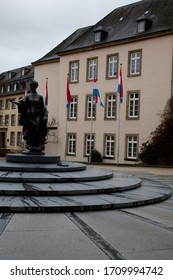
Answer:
[0,165,172,260]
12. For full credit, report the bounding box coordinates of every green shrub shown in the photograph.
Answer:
[91,149,102,162]
[138,98,173,165]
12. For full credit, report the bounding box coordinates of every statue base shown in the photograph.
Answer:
[6,153,60,164]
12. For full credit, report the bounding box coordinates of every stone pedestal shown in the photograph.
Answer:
[6,153,60,163]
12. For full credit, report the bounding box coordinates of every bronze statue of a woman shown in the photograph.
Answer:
[10,81,48,152]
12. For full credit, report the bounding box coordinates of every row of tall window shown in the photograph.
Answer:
[0,98,21,126]
[0,98,23,110]
[66,133,138,160]
[9,131,22,146]
[69,49,142,83]
[0,114,20,126]
[68,92,140,120]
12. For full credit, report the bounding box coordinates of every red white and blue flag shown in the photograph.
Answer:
[117,65,123,104]
[66,76,72,108]
[45,78,48,107]
[93,77,104,107]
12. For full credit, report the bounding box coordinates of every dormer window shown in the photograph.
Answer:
[93,26,108,43]
[8,71,16,79]
[136,15,153,33]
[95,32,101,42]
[137,20,145,33]
[21,68,25,76]
[21,67,30,76]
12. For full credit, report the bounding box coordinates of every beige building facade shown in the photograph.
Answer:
[34,0,173,164]
[34,35,172,164]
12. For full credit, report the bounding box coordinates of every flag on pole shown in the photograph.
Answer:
[93,77,104,107]
[117,65,123,104]
[66,76,72,108]
[45,78,48,107]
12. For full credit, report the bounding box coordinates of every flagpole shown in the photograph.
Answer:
[89,69,97,164]
[65,112,68,162]
[117,97,121,166]
[89,95,94,164]
[65,74,69,162]
[117,64,123,166]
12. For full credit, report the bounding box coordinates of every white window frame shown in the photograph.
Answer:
[107,54,118,78]
[87,58,97,81]
[104,134,115,158]
[85,134,95,156]
[126,135,138,159]
[67,134,76,155]
[129,50,142,75]
[70,61,79,82]
[106,93,116,119]
[128,92,139,118]
[68,97,77,120]
[86,95,96,119]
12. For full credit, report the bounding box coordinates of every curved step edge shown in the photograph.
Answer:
[0,185,171,213]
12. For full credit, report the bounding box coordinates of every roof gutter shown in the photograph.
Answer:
[32,57,60,66]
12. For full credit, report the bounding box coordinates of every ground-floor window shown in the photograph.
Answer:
[84,133,95,156]
[104,134,115,158]
[126,135,138,160]
[17,131,22,146]
[67,133,76,155]
[10,131,15,146]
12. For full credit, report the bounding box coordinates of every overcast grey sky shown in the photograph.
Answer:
[0,0,141,72]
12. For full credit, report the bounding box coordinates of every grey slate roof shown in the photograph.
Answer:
[60,0,173,53]
[0,65,33,84]
[0,65,34,95]
[33,0,173,63]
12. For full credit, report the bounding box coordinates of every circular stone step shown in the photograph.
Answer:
[0,160,87,172]
[0,168,113,183]
[0,179,171,213]
[0,173,142,196]
[0,156,171,213]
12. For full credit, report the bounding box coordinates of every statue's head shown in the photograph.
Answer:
[29,80,38,90]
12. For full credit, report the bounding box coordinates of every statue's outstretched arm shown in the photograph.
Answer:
[9,98,20,106]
